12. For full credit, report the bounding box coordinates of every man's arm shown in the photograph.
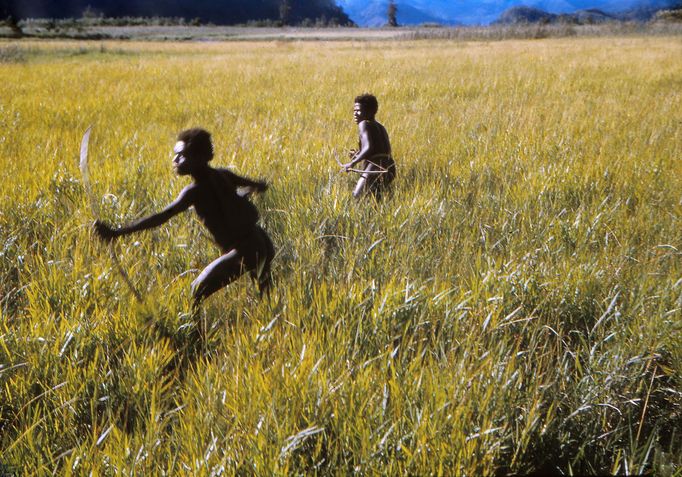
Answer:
[222,169,268,194]
[94,185,195,241]
[343,121,373,170]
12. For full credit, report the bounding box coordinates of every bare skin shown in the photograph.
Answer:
[94,137,274,307]
[341,102,396,199]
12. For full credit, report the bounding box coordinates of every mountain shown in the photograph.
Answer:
[617,1,682,20]
[572,8,616,22]
[496,6,558,23]
[495,2,679,24]
[336,0,681,25]
[340,2,458,27]
[2,0,353,25]
[495,5,617,23]
[5,0,679,25]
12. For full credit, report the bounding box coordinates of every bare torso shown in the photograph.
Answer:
[351,120,396,198]
[185,168,260,252]
[358,119,392,169]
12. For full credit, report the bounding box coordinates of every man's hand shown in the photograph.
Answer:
[238,181,268,197]
[249,180,269,194]
[256,180,269,193]
[343,149,360,172]
[93,220,119,242]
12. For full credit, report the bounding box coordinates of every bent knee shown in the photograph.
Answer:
[191,277,210,302]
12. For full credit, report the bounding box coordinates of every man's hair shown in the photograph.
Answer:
[354,93,379,117]
[177,128,214,162]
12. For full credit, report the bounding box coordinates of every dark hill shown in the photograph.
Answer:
[494,2,680,24]
[495,6,558,24]
[653,6,682,20]
[616,1,682,20]
[2,0,353,25]
[572,8,616,22]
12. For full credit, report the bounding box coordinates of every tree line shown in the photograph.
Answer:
[1,0,353,25]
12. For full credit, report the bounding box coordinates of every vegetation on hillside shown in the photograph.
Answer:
[2,0,353,26]
[495,3,682,24]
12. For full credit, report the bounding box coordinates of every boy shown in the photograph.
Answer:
[94,128,274,306]
[341,94,396,199]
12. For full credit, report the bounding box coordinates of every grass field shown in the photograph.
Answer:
[1,37,681,475]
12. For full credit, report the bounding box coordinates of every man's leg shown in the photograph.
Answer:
[368,166,395,200]
[248,226,275,296]
[191,250,245,307]
[353,163,378,198]
[352,175,368,198]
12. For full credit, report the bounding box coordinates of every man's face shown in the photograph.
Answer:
[172,141,193,176]
[354,103,367,124]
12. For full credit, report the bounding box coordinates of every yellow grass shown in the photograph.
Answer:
[0,37,681,474]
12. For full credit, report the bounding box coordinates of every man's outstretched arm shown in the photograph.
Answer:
[94,185,194,241]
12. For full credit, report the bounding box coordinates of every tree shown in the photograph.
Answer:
[387,1,398,27]
[7,15,23,37]
[279,0,291,26]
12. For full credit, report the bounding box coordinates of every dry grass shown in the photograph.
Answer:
[0,37,681,475]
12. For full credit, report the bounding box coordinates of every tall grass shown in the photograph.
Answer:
[0,38,680,474]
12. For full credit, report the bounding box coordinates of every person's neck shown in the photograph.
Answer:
[191,164,211,181]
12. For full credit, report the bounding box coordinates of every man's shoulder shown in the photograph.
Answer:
[213,167,237,179]
[359,119,385,128]
[360,120,388,138]
[179,182,199,198]
[358,120,372,132]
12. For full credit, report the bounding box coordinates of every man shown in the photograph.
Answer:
[94,128,274,306]
[341,94,396,199]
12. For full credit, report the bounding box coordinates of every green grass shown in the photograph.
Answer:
[0,38,681,475]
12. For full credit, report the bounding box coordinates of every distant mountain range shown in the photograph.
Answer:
[495,6,616,24]
[337,0,682,25]
[3,0,680,25]
[336,2,459,26]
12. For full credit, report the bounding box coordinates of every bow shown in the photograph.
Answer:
[80,127,143,303]
[333,150,389,175]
